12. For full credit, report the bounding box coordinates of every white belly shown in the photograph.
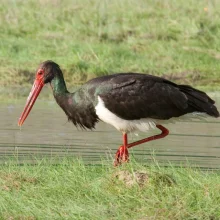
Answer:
[95,96,208,133]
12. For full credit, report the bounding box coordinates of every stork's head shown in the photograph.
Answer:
[37,60,62,84]
[18,60,61,126]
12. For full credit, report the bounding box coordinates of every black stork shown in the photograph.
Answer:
[18,60,220,166]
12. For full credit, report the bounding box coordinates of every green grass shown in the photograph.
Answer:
[1,0,220,91]
[0,158,219,219]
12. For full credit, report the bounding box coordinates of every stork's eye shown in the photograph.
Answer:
[38,70,43,75]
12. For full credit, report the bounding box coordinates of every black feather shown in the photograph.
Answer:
[54,93,99,130]
[85,73,219,120]
[177,85,219,117]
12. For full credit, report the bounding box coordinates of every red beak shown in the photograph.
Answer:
[18,75,44,126]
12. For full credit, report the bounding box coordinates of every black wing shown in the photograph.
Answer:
[87,73,219,120]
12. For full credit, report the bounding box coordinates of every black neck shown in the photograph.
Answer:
[50,74,68,96]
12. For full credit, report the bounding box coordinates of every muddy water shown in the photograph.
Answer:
[0,92,220,168]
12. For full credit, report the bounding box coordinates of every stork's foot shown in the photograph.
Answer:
[114,145,129,166]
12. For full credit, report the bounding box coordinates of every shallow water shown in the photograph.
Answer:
[0,91,220,168]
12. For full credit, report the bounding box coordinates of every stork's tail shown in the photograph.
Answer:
[179,85,219,118]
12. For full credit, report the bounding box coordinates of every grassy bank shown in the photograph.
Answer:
[0,159,219,219]
[1,0,220,90]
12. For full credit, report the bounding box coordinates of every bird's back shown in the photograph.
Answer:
[84,72,219,121]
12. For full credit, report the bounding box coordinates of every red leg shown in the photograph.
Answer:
[114,133,129,166]
[127,125,169,149]
[114,125,169,166]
